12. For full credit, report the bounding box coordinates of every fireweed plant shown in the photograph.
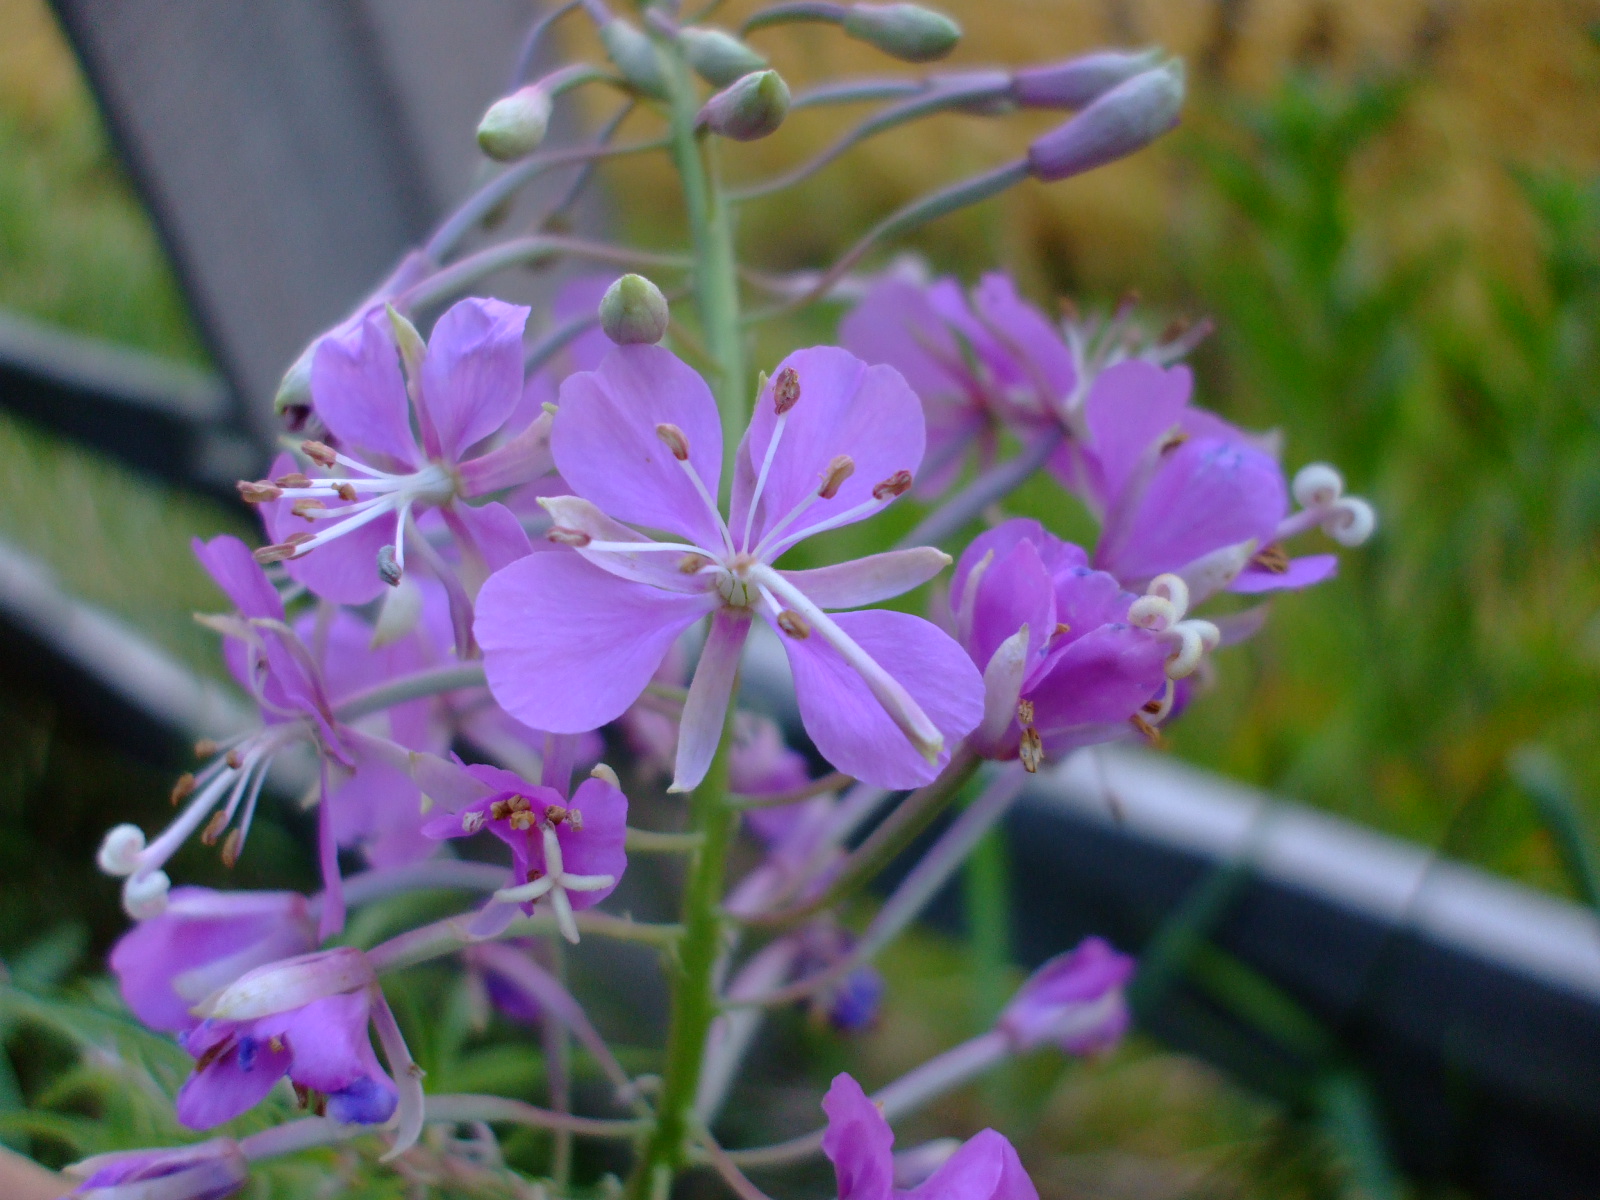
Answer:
[80,3,1376,1198]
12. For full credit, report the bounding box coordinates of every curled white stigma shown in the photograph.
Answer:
[123,870,171,919]
[97,824,146,876]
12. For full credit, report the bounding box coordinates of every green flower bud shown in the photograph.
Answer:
[601,18,669,100]
[476,85,553,161]
[681,26,769,87]
[600,274,670,345]
[698,69,791,142]
[841,3,960,63]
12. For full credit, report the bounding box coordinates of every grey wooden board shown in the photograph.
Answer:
[47,0,590,448]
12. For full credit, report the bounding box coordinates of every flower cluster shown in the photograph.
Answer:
[74,4,1376,1196]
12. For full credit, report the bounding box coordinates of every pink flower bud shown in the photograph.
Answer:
[999,936,1135,1055]
[698,69,791,141]
[1011,47,1162,109]
[1027,60,1183,182]
[67,1139,249,1200]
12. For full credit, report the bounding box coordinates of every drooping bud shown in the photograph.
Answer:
[1027,60,1184,183]
[681,26,769,87]
[818,454,855,499]
[1010,48,1162,109]
[773,366,801,413]
[601,18,669,100]
[698,69,791,142]
[871,469,913,500]
[66,1138,251,1200]
[600,274,670,345]
[477,84,554,161]
[656,423,692,461]
[377,545,403,587]
[842,3,961,62]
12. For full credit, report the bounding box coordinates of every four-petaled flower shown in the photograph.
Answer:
[475,343,983,792]
[998,936,1136,1056]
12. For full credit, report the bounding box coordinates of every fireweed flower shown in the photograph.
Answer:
[245,297,545,605]
[109,888,316,1034]
[952,519,1215,768]
[998,936,1135,1056]
[823,1072,1039,1200]
[422,756,627,943]
[1070,359,1374,599]
[174,947,419,1149]
[797,923,885,1033]
[476,343,984,791]
[66,1139,249,1200]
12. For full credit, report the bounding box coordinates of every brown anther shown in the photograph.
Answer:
[547,527,592,548]
[268,1036,286,1053]
[301,440,338,468]
[1252,543,1290,574]
[545,805,570,825]
[1141,697,1165,715]
[777,610,812,639]
[195,1035,237,1073]
[311,1092,328,1118]
[656,422,691,461]
[221,829,243,867]
[508,795,531,812]
[1052,623,1072,639]
[1160,316,1192,343]
[1130,714,1164,747]
[773,367,801,414]
[818,454,855,500]
[291,498,327,521]
[194,739,219,758]
[1057,295,1080,322]
[872,469,913,500]
[1157,430,1189,455]
[170,773,196,806]
[237,480,282,503]
[1017,699,1035,726]
[253,532,313,564]
[509,810,536,831]
[461,810,486,834]
[293,1083,311,1110]
[1019,727,1043,773]
[226,749,244,769]
[335,483,358,502]
[201,810,229,845]
[678,553,712,574]
[274,472,312,489]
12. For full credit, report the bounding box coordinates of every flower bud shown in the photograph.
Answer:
[681,26,769,87]
[194,946,374,1021]
[477,84,553,161]
[998,936,1135,1055]
[698,69,791,142]
[601,18,669,100]
[67,1138,249,1200]
[841,3,961,63]
[1027,60,1184,182]
[600,274,670,344]
[1011,47,1162,109]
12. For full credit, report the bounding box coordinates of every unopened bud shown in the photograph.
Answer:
[656,423,691,461]
[842,3,961,62]
[237,480,282,503]
[600,274,670,345]
[477,84,553,161]
[1011,48,1162,109]
[681,26,769,87]
[777,610,812,639]
[1028,60,1183,182]
[871,469,913,500]
[97,824,146,876]
[699,69,791,142]
[377,545,403,587]
[601,18,669,100]
[773,367,801,414]
[300,440,337,467]
[819,454,855,499]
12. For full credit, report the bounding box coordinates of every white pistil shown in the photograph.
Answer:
[493,824,615,944]
[1275,462,1376,547]
[752,564,944,762]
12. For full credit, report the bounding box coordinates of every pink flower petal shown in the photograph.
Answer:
[193,535,284,621]
[476,551,717,733]
[779,547,950,610]
[822,1073,896,1200]
[174,1029,292,1129]
[446,498,533,574]
[1082,360,1191,505]
[552,345,726,548]
[558,776,629,909]
[311,310,420,468]
[907,1129,1037,1200]
[673,610,752,792]
[780,609,982,789]
[1229,552,1338,593]
[420,297,531,460]
[970,272,1077,403]
[732,347,925,553]
[1025,625,1167,734]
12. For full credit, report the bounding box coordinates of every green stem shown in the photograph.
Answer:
[663,38,745,496]
[628,699,739,1198]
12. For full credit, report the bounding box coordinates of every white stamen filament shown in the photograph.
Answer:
[674,457,736,556]
[742,410,790,551]
[754,492,887,563]
[751,564,944,761]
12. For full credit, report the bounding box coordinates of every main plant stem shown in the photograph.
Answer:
[629,701,738,1199]
[663,41,745,496]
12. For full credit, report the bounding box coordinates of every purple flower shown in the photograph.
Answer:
[174,948,402,1131]
[246,297,545,604]
[822,1073,1039,1200]
[998,937,1135,1056]
[951,520,1207,768]
[797,925,884,1032]
[475,344,983,792]
[422,757,628,943]
[67,1139,248,1200]
[109,888,315,1033]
